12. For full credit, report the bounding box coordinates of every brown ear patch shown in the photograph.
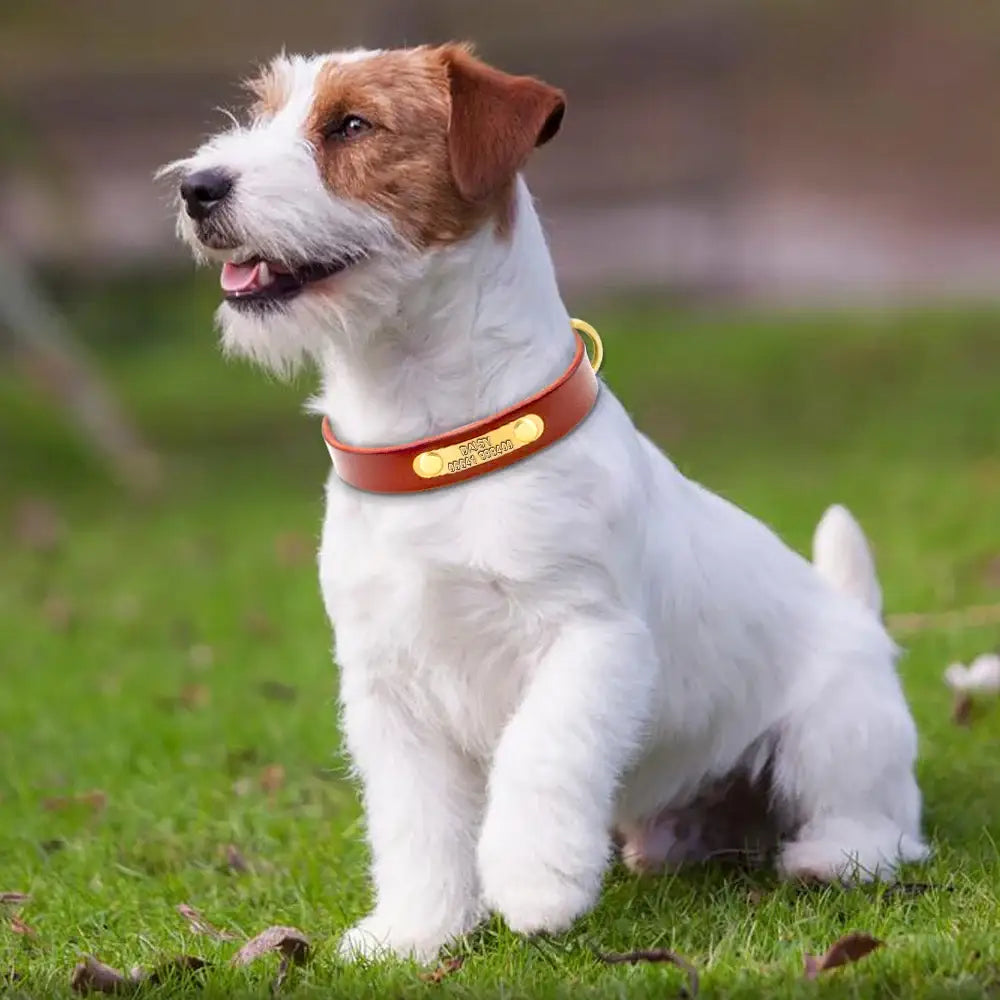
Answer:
[442,44,566,203]
[305,46,564,247]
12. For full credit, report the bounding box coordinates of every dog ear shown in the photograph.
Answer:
[439,44,565,203]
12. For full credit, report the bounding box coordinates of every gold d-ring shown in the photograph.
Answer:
[571,318,603,374]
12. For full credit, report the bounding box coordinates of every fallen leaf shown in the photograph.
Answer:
[952,693,973,727]
[42,790,107,813]
[179,683,211,710]
[258,681,297,703]
[803,932,883,979]
[599,949,699,996]
[176,903,237,941]
[231,926,310,967]
[12,499,64,553]
[10,914,36,937]
[0,893,30,905]
[132,955,210,986]
[41,594,75,631]
[232,926,309,989]
[888,603,1000,636]
[70,955,128,994]
[243,610,276,639]
[259,764,286,795]
[420,957,464,982]
[224,844,250,874]
[274,532,312,567]
[981,554,1000,590]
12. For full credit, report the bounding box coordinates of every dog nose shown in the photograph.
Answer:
[180,169,233,220]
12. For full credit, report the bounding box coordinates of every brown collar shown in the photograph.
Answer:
[322,319,603,494]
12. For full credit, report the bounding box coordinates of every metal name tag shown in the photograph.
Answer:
[411,414,545,480]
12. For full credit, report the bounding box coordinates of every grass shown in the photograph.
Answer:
[2,274,1000,998]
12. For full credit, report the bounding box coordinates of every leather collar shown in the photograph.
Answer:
[322,319,603,494]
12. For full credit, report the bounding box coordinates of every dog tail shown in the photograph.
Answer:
[812,504,882,617]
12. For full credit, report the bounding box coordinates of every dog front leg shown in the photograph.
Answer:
[337,679,487,963]
[477,615,657,935]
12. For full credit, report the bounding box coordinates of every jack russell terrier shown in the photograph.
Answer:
[163,43,927,962]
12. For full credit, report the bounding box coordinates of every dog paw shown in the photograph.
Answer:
[487,870,596,936]
[478,822,604,935]
[337,907,484,964]
[778,819,929,885]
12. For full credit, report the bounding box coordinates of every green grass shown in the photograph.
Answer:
[2,275,999,998]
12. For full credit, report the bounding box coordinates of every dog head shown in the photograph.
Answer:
[161,44,565,372]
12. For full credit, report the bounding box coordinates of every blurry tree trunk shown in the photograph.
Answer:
[0,243,161,494]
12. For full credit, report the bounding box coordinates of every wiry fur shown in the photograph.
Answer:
[164,44,928,964]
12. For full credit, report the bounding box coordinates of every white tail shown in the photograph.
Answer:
[812,504,882,617]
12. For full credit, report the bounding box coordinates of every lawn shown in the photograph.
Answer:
[2,275,999,998]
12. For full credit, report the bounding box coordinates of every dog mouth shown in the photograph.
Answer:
[219,255,358,308]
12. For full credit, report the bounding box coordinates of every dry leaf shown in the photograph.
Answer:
[600,949,699,996]
[179,683,211,710]
[258,681,297,703]
[70,955,128,994]
[0,893,30,905]
[176,903,237,941]
[420,957,464,982]
[803,932,883,979]
[244,610,275,639]
[981,554,1000,590]
[42,790,107,813]
[10,915,36,937]
[952,693,974,727]
[12,499,64,553]
[274,532,312,567]
[259,764,286,794]
[888,603,1000,636]
[224,844,250,874]
[231,926,309,988]
[41,594,75,631]
[231,926,310,968]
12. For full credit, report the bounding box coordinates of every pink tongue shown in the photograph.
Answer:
[221,261,262,293]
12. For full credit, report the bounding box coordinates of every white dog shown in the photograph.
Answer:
[163,43,928,963]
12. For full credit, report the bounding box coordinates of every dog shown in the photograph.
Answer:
[163,43,928,963]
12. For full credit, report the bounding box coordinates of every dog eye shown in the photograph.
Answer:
[325,114,372,140]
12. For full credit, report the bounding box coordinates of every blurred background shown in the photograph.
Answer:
[2,0,998,610]
[6,0,1000,298]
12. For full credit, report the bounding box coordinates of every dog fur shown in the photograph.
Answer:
[164,44,928,963]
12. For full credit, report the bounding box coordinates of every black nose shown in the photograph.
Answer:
[180,169,233,221]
